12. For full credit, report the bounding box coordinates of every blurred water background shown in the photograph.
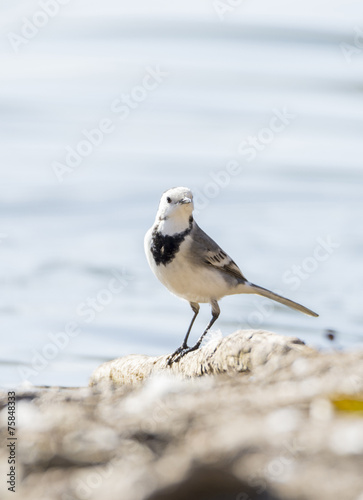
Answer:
[1,0,363,387]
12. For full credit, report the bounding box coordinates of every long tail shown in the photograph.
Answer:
[247,282,319,317]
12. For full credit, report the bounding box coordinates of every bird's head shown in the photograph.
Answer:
[156,187,194,222]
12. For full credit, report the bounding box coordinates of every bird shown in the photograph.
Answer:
[144,186,318,364]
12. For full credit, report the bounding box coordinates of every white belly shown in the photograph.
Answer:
[145,229,231,303]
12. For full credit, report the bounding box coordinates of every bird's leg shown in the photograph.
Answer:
[167,302,200,365]
[192,300,220,350]
[170,301,220,364]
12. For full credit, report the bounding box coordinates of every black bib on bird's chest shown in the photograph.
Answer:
[151,217,193,266]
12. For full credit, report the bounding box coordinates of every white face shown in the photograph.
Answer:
[157,186,194,220]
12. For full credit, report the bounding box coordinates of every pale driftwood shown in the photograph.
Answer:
[89,329,316,386]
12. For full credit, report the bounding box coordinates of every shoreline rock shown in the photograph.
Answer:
[1,330,363,500]
[89,330,316,386]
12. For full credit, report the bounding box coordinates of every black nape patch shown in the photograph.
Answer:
[151,217,193,266]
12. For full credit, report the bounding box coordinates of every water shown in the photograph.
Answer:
[1,1,363,387]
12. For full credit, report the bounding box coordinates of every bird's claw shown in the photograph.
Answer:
[167,346,186,365]
[167,344,199,365]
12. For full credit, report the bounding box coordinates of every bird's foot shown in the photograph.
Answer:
[167,345,187,366]
[167,343,200,365]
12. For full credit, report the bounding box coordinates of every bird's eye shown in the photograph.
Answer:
[166,197,172,203]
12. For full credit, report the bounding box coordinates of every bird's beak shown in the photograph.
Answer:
[179,197,192,205]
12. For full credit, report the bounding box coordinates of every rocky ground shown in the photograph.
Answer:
[1,330,363,500]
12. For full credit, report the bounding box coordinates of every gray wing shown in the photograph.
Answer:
[189,223,247,283]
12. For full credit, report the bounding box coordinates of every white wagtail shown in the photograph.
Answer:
[144,187,318,364]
